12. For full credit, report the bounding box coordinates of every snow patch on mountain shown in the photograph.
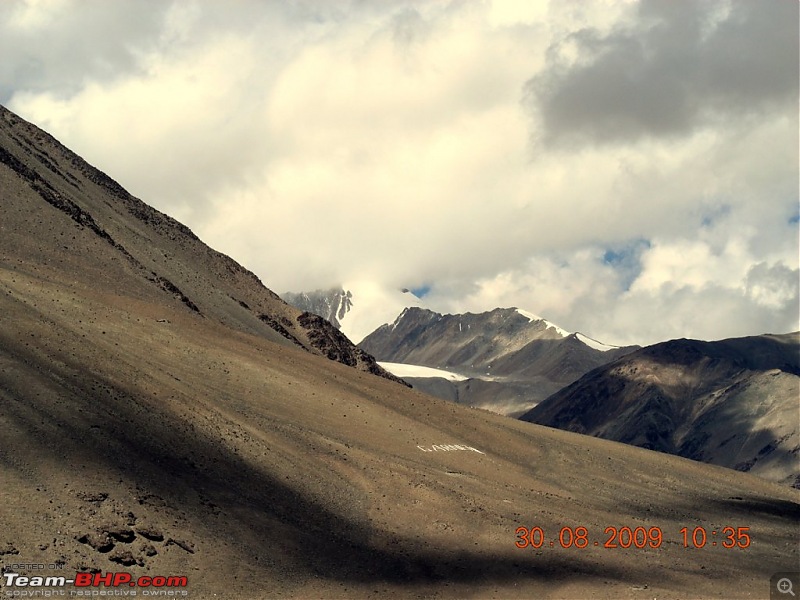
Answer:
[575,332,620,352]
[378,362,468,382]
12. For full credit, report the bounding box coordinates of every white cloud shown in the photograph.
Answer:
[435,229,798,347]
[2,0,797,345]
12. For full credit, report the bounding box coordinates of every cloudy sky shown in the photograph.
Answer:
[2,0,798,346]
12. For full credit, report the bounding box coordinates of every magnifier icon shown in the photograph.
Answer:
[778,578,796,596]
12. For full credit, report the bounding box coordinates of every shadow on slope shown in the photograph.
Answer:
[0,331,644,592]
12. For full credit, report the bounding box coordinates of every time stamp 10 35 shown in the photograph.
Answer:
[515,525,751,550]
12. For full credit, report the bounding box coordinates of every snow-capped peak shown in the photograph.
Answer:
[514,308,619,351]
[515,308,571,337]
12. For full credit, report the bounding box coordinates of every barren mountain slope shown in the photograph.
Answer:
[0,107,797,599]
[0,105,399,382]
[522,335,800,487]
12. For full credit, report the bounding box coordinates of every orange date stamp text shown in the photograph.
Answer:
[514,525,751,550]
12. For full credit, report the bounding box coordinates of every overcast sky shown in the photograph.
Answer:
[2,0,798,346]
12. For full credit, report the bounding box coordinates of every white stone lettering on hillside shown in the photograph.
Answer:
[416,444,485,455]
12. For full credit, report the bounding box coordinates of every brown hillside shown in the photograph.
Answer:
[522,335,800,487]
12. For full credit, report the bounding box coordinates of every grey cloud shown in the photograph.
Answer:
[389,8,429,46]
[0,1,342,105]
[526,0,799,146]
[745,261,800,313]
[0,0,168,103]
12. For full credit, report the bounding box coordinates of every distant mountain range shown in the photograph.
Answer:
[359,306,637,416]
[521,333,800,487]
[280,287,638,417]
